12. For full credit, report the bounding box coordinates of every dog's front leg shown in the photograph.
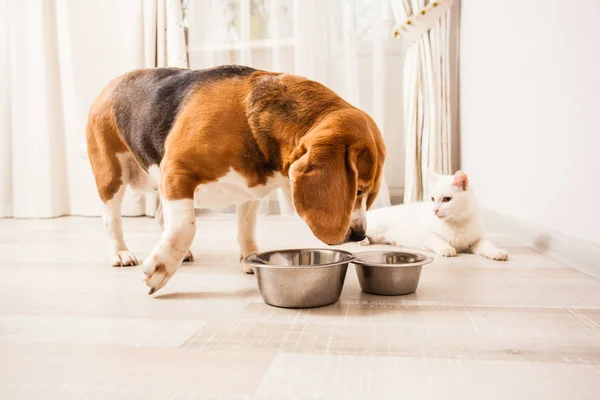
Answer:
[155,199,194,262]
[142,179,197,294]
[237,200,261,273]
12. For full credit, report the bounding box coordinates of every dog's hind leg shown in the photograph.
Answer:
[102,167,138,267]
[86,107,138,267]
[90,151,139,267]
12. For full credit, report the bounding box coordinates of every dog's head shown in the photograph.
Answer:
[288,109,386,245]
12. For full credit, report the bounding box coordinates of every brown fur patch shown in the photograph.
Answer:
[86,78,131,203]
[160,77,274,199]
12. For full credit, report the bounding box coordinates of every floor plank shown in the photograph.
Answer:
[0,215,599,399]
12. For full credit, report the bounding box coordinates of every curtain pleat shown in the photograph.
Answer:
[0,0,456,217]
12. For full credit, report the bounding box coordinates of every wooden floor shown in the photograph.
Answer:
[0,215,599,399]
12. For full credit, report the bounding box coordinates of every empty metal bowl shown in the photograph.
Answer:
[353,251,433,295]
[243,248,356,309]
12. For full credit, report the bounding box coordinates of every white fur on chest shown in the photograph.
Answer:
[148,165,288,209]
[193,170,288,208]
[430,218,483,250]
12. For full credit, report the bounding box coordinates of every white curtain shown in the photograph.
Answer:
[393,0,456,203]
[1,0,456,217]
[0,0,187,218]
[1,0,70,218]
[186,0,393,213]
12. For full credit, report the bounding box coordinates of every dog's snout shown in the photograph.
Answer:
[349,230,367,242]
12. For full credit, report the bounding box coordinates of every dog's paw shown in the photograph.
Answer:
[109,251,139,267]
[239,244,259,274]
[242,261,254,274]
[142,258,177,295]
[182,250,194,263]
[436,246,457,257]
[239,252,258,274]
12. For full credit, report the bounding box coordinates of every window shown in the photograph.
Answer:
[183,0,398,46]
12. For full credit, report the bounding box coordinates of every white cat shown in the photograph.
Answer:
[363,170,508,260]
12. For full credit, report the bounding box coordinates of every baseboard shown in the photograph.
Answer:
[484,210,600,279]
[389,187,404,205]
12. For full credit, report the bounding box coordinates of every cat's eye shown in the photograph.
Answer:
[443,196,452,202]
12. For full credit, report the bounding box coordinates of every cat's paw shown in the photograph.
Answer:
[362,235,396,246]
[488,249,508,261]
[436,246,457,257]
[359,237,371,246]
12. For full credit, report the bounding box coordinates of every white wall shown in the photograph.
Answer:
[460,0,600,245]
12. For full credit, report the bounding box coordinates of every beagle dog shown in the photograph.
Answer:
[86,65,386,294]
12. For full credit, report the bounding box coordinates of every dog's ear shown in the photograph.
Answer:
[364,114,385,210]
[289,135,358,245]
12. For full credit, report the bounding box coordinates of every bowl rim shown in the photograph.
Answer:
[243,248,357,269]
[352,250,433,268]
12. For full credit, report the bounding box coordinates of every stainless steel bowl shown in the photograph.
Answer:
[244,248,356,309]
[353,251,433,295]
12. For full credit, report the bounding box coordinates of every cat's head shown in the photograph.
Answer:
[428,170,475,223]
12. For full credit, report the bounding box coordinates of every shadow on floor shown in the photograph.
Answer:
[153,289,256,300]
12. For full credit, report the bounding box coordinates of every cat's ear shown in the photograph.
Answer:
[428,170,441,186]
[452,170,469,191]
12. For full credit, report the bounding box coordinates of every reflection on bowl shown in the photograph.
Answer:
[244,248,356,309]
[353,250,433,295]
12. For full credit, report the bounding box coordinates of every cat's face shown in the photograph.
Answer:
[428,171,473,222]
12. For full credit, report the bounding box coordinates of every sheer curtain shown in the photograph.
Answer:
[0,0,187,218]
[1,0,70,218]
[186,0,394,213]
[1,0,456,218]
[393,0,456,203]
